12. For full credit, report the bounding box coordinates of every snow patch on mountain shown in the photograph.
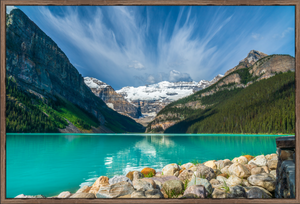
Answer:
[116,77,220,102]
[84,77,109,89]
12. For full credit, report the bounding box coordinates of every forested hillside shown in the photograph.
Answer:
[6,77,145,133]
[5,9,145,133]
[147,71,295,134]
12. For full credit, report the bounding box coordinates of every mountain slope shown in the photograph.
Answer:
[5,9,145,133]
[84,77,142,118]
[146,52,295,134]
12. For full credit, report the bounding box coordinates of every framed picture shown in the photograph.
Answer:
[1,0,299,203]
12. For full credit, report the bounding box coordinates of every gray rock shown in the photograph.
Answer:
[249,155,267,167]
[178,169,194,182]
[96,181,134,198]
[220,166,230,175]
[57,191,72,198]
[32,195,46,198]
[133,179,154,191]
[76,185,91,193]
[69,193,96,198]
[195,164,216,181]
[183,185,206,198]
[15,194,45,198]
[227,185,246,198]
[109,175,132,185]
[251,167,266,175]
[133,171,144,180]
[245,187,272,198]
[212,188,228,198]
[215,159,233,169]
[188,175,213,194]
[162,180,184,195]
[131,189,146,198]
[247,173,276,192]
[226,175,242,186]
[216,176,227,183]
[228,163,251,178]
[151,176,180,184]
[209,179,222,188]
[270,170,276,179]
[267,159,278,170]
[145,189,164,198]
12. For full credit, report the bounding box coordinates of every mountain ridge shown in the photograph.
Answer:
[146,50,295,133]
[5,8,145,133]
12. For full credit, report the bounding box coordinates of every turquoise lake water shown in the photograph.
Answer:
[6,133,288,198]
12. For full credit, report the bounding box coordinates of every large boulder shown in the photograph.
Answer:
[181,163,196,171]
[216,176,228,183]
[145,189,164,198]
[227,185,246,198]
[228,163,251,178]
[109,175,132,185]
[69,193,96,198]
[195,164,216,181]
[209,179,222,188]
[244,186,272,198]
[178,169,194,182]
[133,179,154,191]
[220,166,230,175]
[204,160,217,169]
[244,163,257,172]
[183,185,206,198]
[162,163,180,176]
[226,175,242,186]
[249,155,267,167]
[247,173,276,192]
[162,180,184,196]
[232,156,248,165]
[142,178,156,189]
[131,189,146,198]
[57,191,72,198]
[133,171,144,180]
[188,175,213,194]
[215,159,233,169]
[265,153,277,161]
[243,155,254,162]
[96,181,135,198]
[89,176,109,195]
[270,170,276,179]
[267,159,278,170]
[141,167,156,177]
[76,185,91,193]
[251,167,266,175]
[212,188,228,198]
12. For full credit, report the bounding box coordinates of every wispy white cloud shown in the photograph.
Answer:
[33,6,294,89]
[274,27,294,38]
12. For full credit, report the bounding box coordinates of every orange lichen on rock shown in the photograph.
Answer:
[141,167,156,176]
[244,155,254,161]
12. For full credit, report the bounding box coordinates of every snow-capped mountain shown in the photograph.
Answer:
[85,74,223,125]
[116,75,223,102]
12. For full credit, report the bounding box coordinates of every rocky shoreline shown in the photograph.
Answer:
[16,152,289,199]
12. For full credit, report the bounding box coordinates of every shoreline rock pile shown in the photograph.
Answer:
[15,153,281,199]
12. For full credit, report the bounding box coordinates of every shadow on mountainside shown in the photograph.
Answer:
[164,108,217,133]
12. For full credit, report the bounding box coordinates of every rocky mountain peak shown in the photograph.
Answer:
[240,50,268,64]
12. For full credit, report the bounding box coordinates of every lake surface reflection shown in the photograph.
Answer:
[6,134,282,198]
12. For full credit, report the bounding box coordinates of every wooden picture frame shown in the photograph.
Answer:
[1,0,299,203]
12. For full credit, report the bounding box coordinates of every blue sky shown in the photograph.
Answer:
[7,6,295,90]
